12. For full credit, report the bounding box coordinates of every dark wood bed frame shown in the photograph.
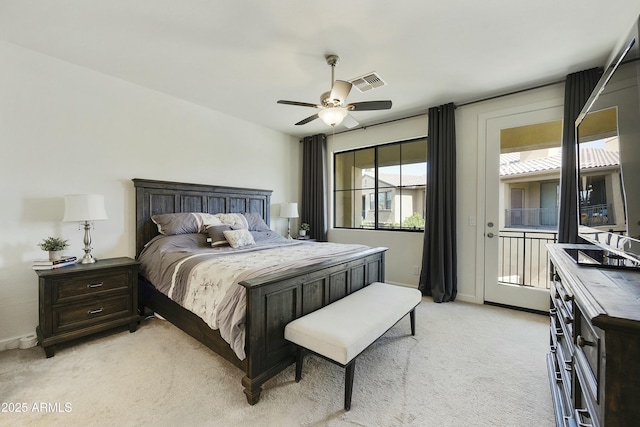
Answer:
[133,178,387,404]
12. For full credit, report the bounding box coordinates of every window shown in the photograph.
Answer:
[379,191,391,210]
[334,137,427,231]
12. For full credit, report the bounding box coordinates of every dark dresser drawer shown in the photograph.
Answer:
[575,304,602,403]
[551,280,574,341]
[574,379,599,427]
[53,270,132,304]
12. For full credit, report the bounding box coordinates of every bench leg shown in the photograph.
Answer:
[410,309,416,336]
[295,347,304,382]
[345,359,356,411]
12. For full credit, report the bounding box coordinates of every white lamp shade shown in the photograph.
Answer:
[318,107,348,126]
[280,202,299,218]
[63,194,108,222]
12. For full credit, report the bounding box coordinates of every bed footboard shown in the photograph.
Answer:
[238,246,386,404]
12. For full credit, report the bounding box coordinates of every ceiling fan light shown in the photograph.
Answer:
[318,108,348,126]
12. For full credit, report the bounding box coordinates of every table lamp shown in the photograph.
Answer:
[63,194,108,264]
[280,202,299,240]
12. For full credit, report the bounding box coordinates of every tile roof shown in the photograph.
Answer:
[500,148,620,177]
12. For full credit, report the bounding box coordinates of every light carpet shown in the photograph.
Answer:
[0,298,554,427]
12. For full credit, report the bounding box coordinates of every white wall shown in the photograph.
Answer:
[0,42,300,349]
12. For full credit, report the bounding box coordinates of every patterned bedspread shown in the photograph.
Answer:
[138,232,370,360]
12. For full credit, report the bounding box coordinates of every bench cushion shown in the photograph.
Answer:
[284,282,422,365]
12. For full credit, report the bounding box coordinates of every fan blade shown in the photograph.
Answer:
[295,114,319,125]
[347,100,392,111]
[342,114,359,129]
[329,80,352,105]
[277,100,321,108]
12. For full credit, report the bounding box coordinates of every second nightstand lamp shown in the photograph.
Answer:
[280,202,299,240]
[63,194,108,264]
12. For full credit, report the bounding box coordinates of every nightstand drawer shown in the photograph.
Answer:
[53,294,132,334]
[53,270,132,304]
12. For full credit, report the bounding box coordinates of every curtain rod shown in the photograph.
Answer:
[456,79,565,108]
[314,78,566,139]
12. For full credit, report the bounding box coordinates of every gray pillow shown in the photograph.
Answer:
[152,213,199,235]
[151,212,221,236]
[242,212,270,231]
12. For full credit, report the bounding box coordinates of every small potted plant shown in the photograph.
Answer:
[38,237,70,261]
[299,223,310,238]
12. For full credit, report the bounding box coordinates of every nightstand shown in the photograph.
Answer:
[35,257,140,357]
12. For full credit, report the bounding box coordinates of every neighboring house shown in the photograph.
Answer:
[361,172,426,228]
[499,138,624,230]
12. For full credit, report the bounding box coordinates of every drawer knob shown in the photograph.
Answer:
[577,335,594,347]
[87,282,104,289]
[562,293,573,302]
[563,316,572,325]
[87,308,104,315]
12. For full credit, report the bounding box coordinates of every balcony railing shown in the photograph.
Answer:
[580,203,614,226]
[498,229,558,289]
[505,204,615,229]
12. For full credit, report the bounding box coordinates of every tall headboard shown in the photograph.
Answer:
[133,178,272,257]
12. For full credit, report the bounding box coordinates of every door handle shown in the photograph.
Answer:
[487,232,495,238]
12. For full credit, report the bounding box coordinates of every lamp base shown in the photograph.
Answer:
[80,253,97,264]
[80,221,97,264]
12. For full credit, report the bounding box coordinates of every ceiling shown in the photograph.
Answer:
[2,1,639,138]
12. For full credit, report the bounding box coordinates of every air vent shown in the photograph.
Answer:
[349,72,387,92]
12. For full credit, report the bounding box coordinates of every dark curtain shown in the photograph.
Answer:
[419,103,457,302]
[301,134,328,241]
[558,68,601,243]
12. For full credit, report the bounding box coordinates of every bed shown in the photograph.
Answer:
[133,178,387,404]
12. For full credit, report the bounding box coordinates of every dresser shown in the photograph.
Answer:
[35,257,140,357]
[547,244,640,427]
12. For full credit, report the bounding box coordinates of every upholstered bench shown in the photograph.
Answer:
[284,282,422,410]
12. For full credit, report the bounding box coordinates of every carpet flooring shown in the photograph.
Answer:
[0,297,555,426]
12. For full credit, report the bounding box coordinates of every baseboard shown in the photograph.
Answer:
[0,332,38,352]
[484,300,549,316]
[383,280,418,289]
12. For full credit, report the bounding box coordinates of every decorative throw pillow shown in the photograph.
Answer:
[206,225,232,246]
[223,229,256,248]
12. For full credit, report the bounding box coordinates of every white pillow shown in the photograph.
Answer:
[215,213,249,230]
[223,229,256,248]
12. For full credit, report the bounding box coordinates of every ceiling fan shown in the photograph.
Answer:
[277,54,392,128]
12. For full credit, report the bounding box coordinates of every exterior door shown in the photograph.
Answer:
[481,102,563,311]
